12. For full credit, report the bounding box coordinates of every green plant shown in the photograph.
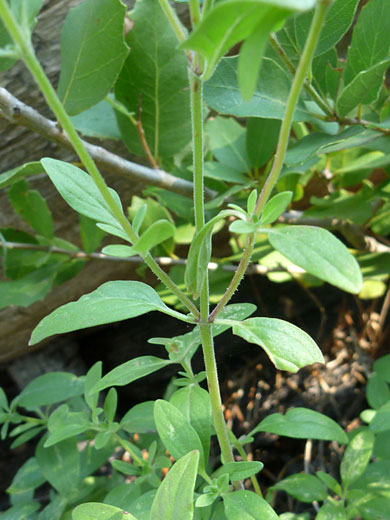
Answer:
[269,354,390,519]
[0,0,389,518]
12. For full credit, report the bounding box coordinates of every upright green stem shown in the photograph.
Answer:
[158,0,187,43]
[210,0,332,321]
[0,0,199,320]
[190,53,235,465]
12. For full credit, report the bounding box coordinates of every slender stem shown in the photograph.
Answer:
[200,324,234,464]
[209,0,332,321]
[190,71,205,233]
[158,0,187,43]
[0,0,200,320]
[202,0,214,18]
[228,430,263,496]
[114,434,144,467]
[189,0,201,28]
[269,33,334,118]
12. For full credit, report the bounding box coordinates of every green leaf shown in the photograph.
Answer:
[295,0,359,57]
[17,372,84,410]
[351,460,390,495]
[316,471,342,496]
[84,361,102,410]
[115,0,190,159]
[0,162,43,189]
[170,385,211,468]
[232,318,324,373]
[229,220,256,234]
[366,373,390,410]
[374,355,390,384]
[357,497,390,520]
[101,245,134,258]
[150,451,199,520]
[260,192,292,225]
[185,210,234,299]
[57,0,129,115]
[181,0,315,81]
[36,436,80,497]
[223,490,278,519]
[45,404,90,447]
[9,180,54,239]
[41,158,124,229]
[0,503,40,519]
[246,118,281,168]
[316,502,347,519]
[369,402,390,433]
[272,473,327,503]
[213,461,263,481]
[268,226,363,293]
[30,280,190,344]
[0,264,58,310]
[154,400,204,468]
[91,357,171,393]
[79,215,106,254]
[131,220,176,257]
[238,12,287,102]
[120,401,156,434]
[251,407,348,444]
[206,117,250,173]
[337,60,390,118]
[0,0,43,71]
[104,388,118,424]
[340,429,375,488]
[72,503,138,520]
[70,97,121,140]
[204,56,311,121]
[343,0,390,86]
[7,458,45,497]
[204,161,247,184]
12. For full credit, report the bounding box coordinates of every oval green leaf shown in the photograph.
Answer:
[268,225,363,293]
[57,0,129,115]
[232,318,324,373]
[340,429,375,488]
[154,400,204,468]
[223,490,278,520]
[30,280,190,344]
[92,356,171,393]
[17,372,84,409]
[251,407,348,444]
[260,192,292,225]
[150,451,199,520]
[72,502,138,520]
[41,158,124,229]
[272,473,327,503]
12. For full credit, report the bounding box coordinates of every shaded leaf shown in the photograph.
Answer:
[337,60,390,118]
[0,162,43,189]
[272,473,327,503]
[246,118,281,168]
[340,429,374,488]
[206,117,250,173]
[343,0,390,86]
[204,56,311,120]
[17,372,84,410]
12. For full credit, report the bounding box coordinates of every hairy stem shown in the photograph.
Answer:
[209,0,332,321]
[0,0,200,320]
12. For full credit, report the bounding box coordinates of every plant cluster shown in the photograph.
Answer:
[0,0,389,518]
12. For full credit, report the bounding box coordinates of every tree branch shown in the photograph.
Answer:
[0,87,216,200]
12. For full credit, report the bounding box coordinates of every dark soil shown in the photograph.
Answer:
[1,275,388,515]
